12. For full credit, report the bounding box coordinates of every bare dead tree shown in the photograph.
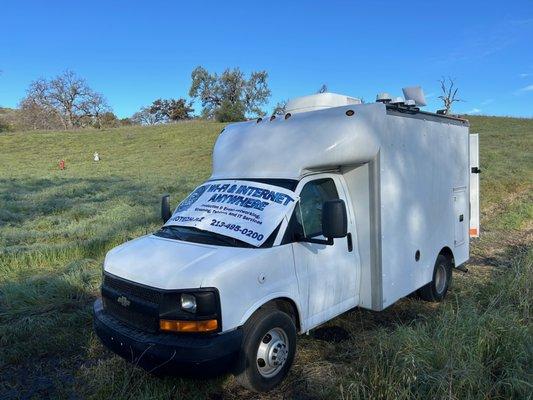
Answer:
[438,77,463,114]
[19,70,110,130]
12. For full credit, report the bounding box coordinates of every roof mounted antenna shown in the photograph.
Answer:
[402,86,427,107]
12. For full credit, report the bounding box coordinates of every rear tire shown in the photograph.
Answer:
[234,308,296,392]
[419,254,452,302]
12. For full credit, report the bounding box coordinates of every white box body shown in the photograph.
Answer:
[104,97,476,334]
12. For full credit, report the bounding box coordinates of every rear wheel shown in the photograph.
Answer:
[419,254,452,302]
[234,308,296,392]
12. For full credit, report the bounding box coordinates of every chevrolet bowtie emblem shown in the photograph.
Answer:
[117,295,131,307]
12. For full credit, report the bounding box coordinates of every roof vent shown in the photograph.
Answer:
[285,93,361,114]
[376,93,392,103]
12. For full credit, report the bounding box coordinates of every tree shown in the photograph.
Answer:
[149,98,194,121]
[215,100,246,122]
[272,100,288,115]
[99,112,120,128]
[438,77,463,114]
[131,107,162,125]
[18,98,63,130]
[19,70,111,130]
[0,107,15,132]
[119,117,133,126]
[131,98,194,125]
[189,66,271,121]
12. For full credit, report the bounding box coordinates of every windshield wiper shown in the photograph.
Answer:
[206,232,239,246]
[187,227,252,248]
[156,225,252,248]
[156,226,185,240]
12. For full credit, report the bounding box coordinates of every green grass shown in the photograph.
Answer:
[0,116,532,399]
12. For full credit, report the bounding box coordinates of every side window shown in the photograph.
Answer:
[294,178,339,239]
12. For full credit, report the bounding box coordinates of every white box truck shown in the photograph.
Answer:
[94,89,480,392]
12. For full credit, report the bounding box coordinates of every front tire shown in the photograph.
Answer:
[234,308,296,392]
[419,254,452,302]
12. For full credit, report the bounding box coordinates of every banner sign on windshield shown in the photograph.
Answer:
[164,180,299,246]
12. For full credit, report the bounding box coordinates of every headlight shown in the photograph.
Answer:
[159,289,221,333]
[180,293,197,313]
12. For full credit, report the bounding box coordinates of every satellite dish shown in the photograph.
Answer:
[402,86,427,107]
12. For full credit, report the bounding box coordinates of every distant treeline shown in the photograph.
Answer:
[0,69,466,133]
[0,66,287,132]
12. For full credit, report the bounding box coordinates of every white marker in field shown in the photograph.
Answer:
[93,152,100,162]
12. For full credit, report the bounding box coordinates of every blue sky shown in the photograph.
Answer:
[1,1,532,118]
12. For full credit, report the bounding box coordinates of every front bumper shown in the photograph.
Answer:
[93,299,242,375]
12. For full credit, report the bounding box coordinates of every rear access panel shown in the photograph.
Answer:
[469,134,480,237]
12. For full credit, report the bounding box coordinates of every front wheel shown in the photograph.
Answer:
[234,309,296,392]
[419,254,452,302]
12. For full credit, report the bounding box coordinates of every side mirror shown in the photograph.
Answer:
[161,194,171,223]
[322,199,348,239]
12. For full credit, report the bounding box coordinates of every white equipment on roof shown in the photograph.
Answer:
[285,92,361,114]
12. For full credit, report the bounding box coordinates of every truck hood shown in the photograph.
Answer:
[103,235,237,289]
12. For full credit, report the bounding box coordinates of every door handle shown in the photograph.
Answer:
[347,233,353,252]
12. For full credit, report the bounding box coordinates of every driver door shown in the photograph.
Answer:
[286,174,360,330]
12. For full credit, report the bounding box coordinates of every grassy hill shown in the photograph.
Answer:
[0,116,531,399]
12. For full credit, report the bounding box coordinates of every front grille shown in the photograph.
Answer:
[103,274,162,303]
[102,297,159,332]
[102,274,161,333]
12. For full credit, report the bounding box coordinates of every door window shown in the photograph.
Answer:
[295,178,339,238]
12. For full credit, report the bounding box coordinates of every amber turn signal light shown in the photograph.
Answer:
[159,319,218,333]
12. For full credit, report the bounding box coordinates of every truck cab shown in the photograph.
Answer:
[94,91,477,392]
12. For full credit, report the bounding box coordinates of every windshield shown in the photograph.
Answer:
[155,179,298,248]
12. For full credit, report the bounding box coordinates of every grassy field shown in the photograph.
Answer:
[0,116,532,399]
